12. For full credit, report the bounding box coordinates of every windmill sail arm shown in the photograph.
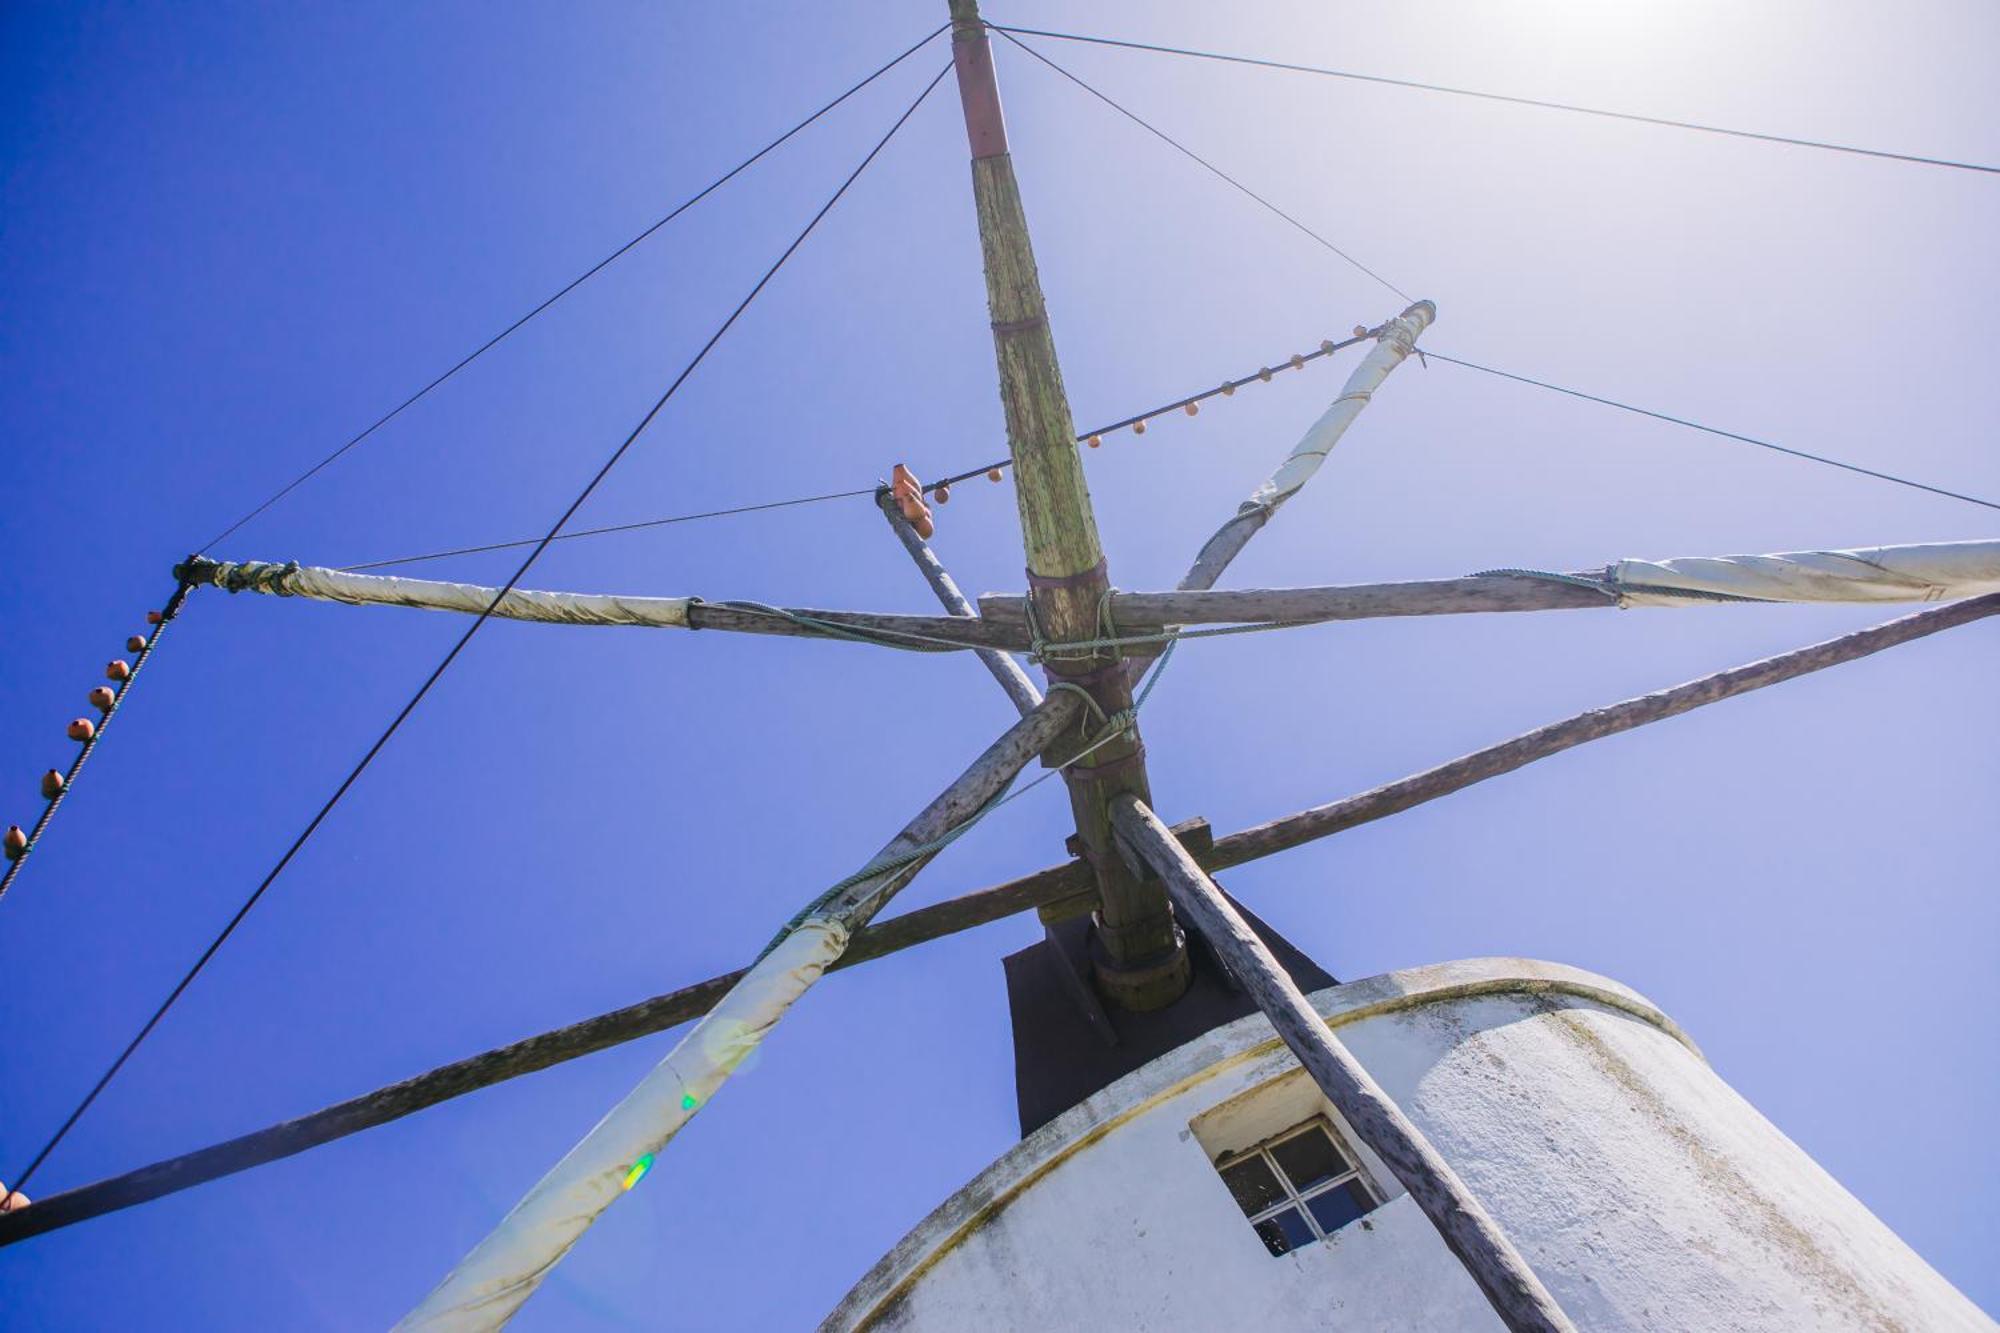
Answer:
[978,539,2000,629]
[174,557,1031,651]
[1179,299,1436,592]
[177,558,697,629]
[394,920,848,1331]
[1610,539,2000,606]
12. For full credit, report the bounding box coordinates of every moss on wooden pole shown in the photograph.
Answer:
[948,0,1186,1007]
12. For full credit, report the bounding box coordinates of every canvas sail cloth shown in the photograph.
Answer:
[178,559,696,629]
[394,921,847,1331]
[1180,299,1435,592]
[394,694,1080,1330]
[1607,540,2000,607]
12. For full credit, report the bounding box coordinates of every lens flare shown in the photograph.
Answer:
[621,1153,656,1191]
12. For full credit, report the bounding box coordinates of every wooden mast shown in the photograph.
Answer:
[947,0,1187,1009]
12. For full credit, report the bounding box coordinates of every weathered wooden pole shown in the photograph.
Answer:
[1110,793,1577,1333]
[948,0,1186,1007]
[876,488,1043,715]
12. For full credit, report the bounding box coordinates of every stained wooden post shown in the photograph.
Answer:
[948,0,1186,1007]
[1109,793,1577,1333]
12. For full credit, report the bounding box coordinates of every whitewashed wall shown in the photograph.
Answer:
[823,958,1990,1332]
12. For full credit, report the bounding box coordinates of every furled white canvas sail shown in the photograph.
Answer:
[1181,300,1435,592]
[1609,539,2000,606]
[394,921,847,1331]
[182,559,695,628]
[395,693,1083,1330]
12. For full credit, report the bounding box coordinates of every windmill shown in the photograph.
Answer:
[1,4,1995,1329]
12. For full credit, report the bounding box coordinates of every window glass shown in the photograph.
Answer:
[1304,1179,1375,1235]
[1252,1207,1315,1257]
[1219,1156,1286,1218]
[1270,1126,1348,1193]
[1210,1116,1381,1257]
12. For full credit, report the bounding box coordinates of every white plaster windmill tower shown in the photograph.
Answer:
[1,3,1995,1330]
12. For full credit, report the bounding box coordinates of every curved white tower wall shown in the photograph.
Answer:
[825,958,1990,1332]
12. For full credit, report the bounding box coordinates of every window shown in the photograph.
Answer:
[1214,1120,1379,1256]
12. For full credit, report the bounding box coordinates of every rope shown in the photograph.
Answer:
[1471,568,1621,600]
[0,581,195,910]
[1427,353,2000,515]
[987,24,2000,177]
[339,490,877,573]
[707,598,1317,659]
[1474,567,1777,605]
[925,328,1377,493]
[992,29,1414,304]
[194,23,950,553]
[707,601,968,654]
[1,58,953,1202]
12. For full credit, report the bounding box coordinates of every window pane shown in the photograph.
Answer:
[1270,1127,1349,1193]
[1253,1207,1316,1256]
[1305,1179,1375,1235]
[1220,1157,1287,1217]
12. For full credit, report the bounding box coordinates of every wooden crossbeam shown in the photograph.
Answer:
[5,592,1990,1247]
[980,575,1613,629]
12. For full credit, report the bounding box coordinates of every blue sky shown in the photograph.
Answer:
[2,1,1995,1327]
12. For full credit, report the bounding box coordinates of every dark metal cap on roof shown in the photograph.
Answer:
[1004,889,1335,1136]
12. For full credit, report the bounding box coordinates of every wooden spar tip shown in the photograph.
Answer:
[890,464,934,539]
[948,0,1008,160]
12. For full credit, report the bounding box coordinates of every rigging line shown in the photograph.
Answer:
[309,329,1378,571]
[930,327,1379,493]
[993,30,1414,304]
[340,487,877,572]
[2,59,954,1200]
[0,582,196,910]
[992,31,1993,517]
[1420,351,2000,514]
[989,24,2000,178]
[193,22,949,555]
